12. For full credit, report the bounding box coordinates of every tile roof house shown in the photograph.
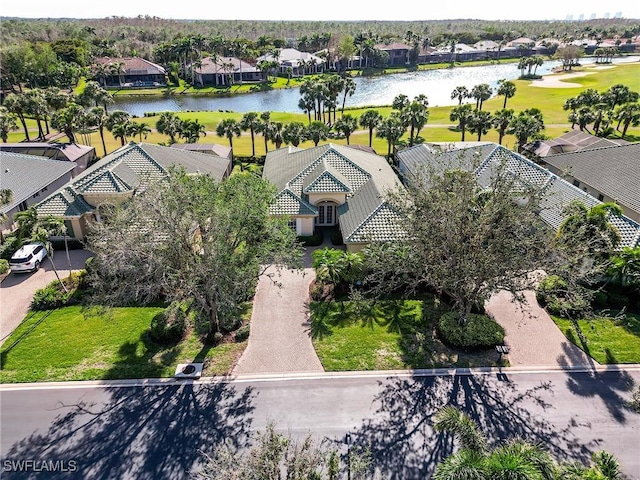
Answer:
[1,152,76,233]
[374,42,410,65]
[191,56,262,86]
[256,48,325,76]
[263,144,405,252]
[543,143,640,222]
[524,130,629,158]
[35,142,233,240]
[0,142,96,177]
[397,143,640,248]
[93,57,166,87]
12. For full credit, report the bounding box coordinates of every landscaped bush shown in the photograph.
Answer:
[0,259,8,275]
[298,231,323,246]
[536,274,591,317]
[220,316,242,333]
[437,312,505,351]
[31,272,86,310]
[0,236,21,261]
[235,325,250,342]
[149,302,188,344]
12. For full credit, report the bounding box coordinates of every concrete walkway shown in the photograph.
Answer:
[232,266,324,374]
[486,289,599,368]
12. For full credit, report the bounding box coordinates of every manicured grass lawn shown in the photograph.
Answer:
[552,312,640,364]
[0,305,248,383]
[310,297,501,371]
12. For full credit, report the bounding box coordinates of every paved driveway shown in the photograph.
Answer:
[0,249,93,346]
[232,266,324,375]
[486,289,598,368]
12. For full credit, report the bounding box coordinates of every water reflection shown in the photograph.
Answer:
[112,56,639,116]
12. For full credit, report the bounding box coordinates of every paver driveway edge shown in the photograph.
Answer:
[232,266,324,374]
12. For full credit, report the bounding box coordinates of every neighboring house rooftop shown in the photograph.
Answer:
[375,42,411,51]
[397,143,640,248]
[94,56,166,75]
[525,130,629,157]
[0,143,95,163]
[171,143,232,158]
[263,144,405,243]
[1,152,76,215]
[542,143,640,219]
[36,142,232,218]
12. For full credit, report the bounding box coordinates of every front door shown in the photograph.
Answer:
[315,202,336,226]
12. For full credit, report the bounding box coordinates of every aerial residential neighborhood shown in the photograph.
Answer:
[1,8,640,480]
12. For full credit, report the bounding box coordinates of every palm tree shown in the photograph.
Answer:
[109,120,133,146]
[129,122,152,142]
[179,119,206,143]
[400,99,429,146]
[575,106,596,132]
[376,113,406,158]
[298,96,315,124]
[3,93,30,141]
[257,111,272,153]
[333,114,358,144]
[468,109,493,141]
[359,109,382,147]
[492,108,514,145]
[507,111,544,153]
[563,97,580,128]
[449,104,474,141]
[50,103,86,144]
[470,83,493,110]
[340,77,356,116]
[267,121,284,149]
[497,80,516,108]
[155,111,183,144]
[306,121,330,146]
[0,107,19,142]
[558,451,623,480]
[216,118,241,151]
[433,406,557,480]
[24,89,48,138]
[615,103,640,138]
[86,106,109,156]
[450,85,470,105]
[607,247,640,289]
[556,201,623,257]
[240,112,261,158]
[282,121,307,147]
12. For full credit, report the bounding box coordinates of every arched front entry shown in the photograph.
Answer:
[315,201,338,226]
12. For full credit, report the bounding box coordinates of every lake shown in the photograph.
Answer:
[112,56,640,116]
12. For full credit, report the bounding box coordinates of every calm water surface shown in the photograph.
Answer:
[113,56,639,116]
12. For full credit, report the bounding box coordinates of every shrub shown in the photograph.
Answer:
[32,284,72,310]
[593,291,609,309]
[0,236,21,260]
[298,231,323,247]
[437,311,505,351]
[536,274,591,317]
[235,325,250,342]
[149,303,187,344]
[220,317,242,333]
[0,259,8,275]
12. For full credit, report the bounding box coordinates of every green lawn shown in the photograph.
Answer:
[0,305,248,383]
[552,312,640,364]
[310,297,501,371]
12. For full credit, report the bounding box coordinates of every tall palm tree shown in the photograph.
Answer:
[282,121,307,147]
[129,122,152,142]
[267,121,284,149]
[179,119,206,143]
[50,103,86,144]
[468,109,493,141]
[470,83,493,110]
[492,108,514,145]
[507,111,544,153]
[449,104,474,141]
[87,106,109,156]
[376,113,406,158]
[3,93,30,141]
[257,111,272,153]
[306,121,330,146]
[216,118,241,151]
[155,111,183,144]
[340,77,356,116]
[240,112,261,158]
[333,114,358,144]
[497,80,516,108]
[615,103,640,138]
[450,85,470,105]
[556,201,623,257]
[359,110,382,147]
[400,100,429,146]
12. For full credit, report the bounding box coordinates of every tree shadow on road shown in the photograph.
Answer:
[350,372,597,479]
[558,342,636,424]
[3,380,255,479]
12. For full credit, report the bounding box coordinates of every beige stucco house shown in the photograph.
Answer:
[263,144,405,252]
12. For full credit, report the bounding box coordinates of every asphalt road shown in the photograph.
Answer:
[1,368,639,479]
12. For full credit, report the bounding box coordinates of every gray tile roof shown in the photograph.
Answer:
[543,144,640,218]
[35,142,231,218]
[0,152,76,213]
[270,189,318,216]
[264,144,405,243]
[525,130,628,157]
[397,142,640,248]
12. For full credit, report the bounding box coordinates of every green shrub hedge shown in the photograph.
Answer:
[437,312,505,351]
[235,325,250,342]
[149,302,188,344]
[0,259,9,275]
[298,231,323,246]
[31,272,86,310]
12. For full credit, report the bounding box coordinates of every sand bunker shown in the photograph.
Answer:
[531,71,596,88]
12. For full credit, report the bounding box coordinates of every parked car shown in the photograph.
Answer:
[9,242,47,273]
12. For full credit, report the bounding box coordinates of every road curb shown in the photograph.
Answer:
[2,363,640,391]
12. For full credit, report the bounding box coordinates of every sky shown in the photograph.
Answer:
[1,0,639,21]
